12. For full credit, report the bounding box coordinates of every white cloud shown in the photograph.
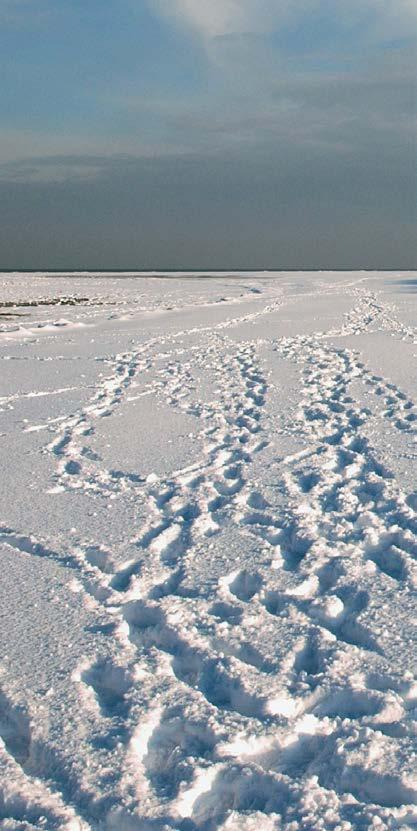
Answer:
[149,0,290,37]
[149,0,417,40]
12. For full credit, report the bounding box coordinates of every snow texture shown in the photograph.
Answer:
[1,269,417,830]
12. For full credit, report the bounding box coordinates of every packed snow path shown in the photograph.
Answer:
[1,271,417,830]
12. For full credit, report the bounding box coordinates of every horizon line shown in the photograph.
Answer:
[1,267,416,275]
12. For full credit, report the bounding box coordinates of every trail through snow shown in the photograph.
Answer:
[0,271,417,830]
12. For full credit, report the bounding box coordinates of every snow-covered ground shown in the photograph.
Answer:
[1,270,417,831]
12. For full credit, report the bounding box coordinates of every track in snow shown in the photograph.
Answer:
[1,273,417,830]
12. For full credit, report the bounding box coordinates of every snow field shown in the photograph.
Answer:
[0,271,417,830]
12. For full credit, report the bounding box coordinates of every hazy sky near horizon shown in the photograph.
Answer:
[0,0,416,269]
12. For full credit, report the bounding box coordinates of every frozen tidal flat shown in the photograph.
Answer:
[1,270,417,830]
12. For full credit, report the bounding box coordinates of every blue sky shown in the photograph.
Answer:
[0,0,416,267]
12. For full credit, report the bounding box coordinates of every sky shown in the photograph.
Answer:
[0,0,416,269]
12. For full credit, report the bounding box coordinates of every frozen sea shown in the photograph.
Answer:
[1,270,417,830]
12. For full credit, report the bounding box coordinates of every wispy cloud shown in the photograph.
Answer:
[0,157,108,184]
[1,43,414,183]
[149,0,282,37]
[150,0,417,42]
